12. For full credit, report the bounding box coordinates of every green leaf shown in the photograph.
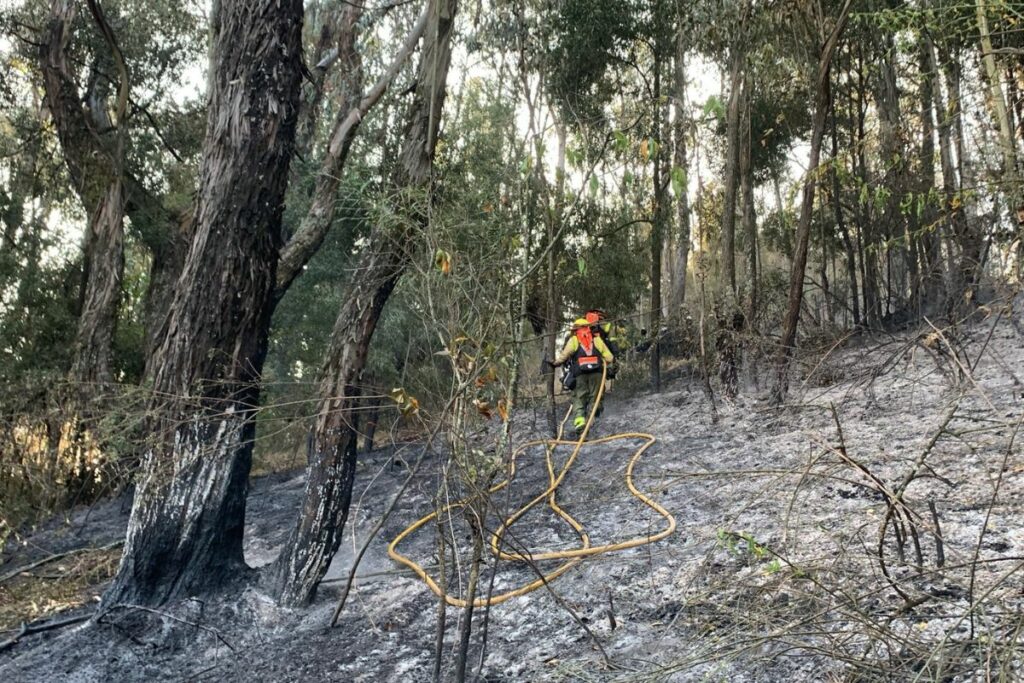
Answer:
[671,166,687,198]
[614,130,628,152]
[589,174,599,196]
[577,257,587,276]
[702,95,725,119]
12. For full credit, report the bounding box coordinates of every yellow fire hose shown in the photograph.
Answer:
[387,365,676,607]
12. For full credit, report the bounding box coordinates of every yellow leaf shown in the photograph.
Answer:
[497,399,508,422]
[434,249,452,276]
[639,139,649,162]
[474,399,492,419]
[403,397,419,416]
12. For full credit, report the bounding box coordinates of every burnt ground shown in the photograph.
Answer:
[3,310,1024,681]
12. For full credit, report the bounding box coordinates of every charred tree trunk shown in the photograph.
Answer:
[271,0,457,608]
[771,0,852,405]
[103,0,305,607]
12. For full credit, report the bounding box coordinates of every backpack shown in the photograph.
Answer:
[573,326,602,374]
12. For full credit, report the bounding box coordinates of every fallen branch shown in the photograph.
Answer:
[0,540,123,585]
[0,612,93,653]
[101,604,236,653]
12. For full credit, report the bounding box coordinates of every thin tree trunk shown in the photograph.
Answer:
[545,123,566,436]
[939,43,982,305]
[739,76,757,328]
[929,37,966,304]
[275,5,431,298]
[271,0,457,607]
[873,38,913,319]
[771,0,852,405]
[104,0,305,607]
[830,69,859,326]
[650,32,666,392]
[720,9,748,298]
[70,182,125,385]
[976,0,1023,228]
[42,0,129,387]
[918,34,943,314]
[670,31,691,316]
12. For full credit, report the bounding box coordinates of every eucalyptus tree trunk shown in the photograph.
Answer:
[41,1,194,377]
[720,20,746,298]
[873,38,914,318]
[927,37,968,305]
[104,0,305,607]
[852,47,880,326]
[829,67,859,327]
[545,124,567,436]
[41,0,128,386]
[771,0,852,405]
[670,30,691,316]
[271,0,457,607]
[937,42,983,305]
[976,0,1023,235]
[650,35,667,393]
[917,35,943,314]
[739,77,757,328]
[70,182,125,385]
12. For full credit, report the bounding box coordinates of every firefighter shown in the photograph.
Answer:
[584,309,621,377]
[549,318,615,437]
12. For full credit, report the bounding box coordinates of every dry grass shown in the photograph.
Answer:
[0,547,120,631]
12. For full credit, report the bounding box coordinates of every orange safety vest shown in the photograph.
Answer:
[573,326,603,374]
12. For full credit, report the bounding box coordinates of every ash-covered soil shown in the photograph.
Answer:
[4,311,1024,682]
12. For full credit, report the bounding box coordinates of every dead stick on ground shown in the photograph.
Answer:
[0,612,93,653]
[101,604,236,653]
[928,499,945,568]
[0,540,124,585]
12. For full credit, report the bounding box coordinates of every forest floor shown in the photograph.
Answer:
[3,306,1024,682]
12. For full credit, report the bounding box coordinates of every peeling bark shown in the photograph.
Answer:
[272,0,458,608]
[39,0,190,379]
[41,0,125,385]
[104,0,305,607]
[70,181,125,385]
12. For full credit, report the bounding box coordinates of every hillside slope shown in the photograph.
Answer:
[3,313,1024,681]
